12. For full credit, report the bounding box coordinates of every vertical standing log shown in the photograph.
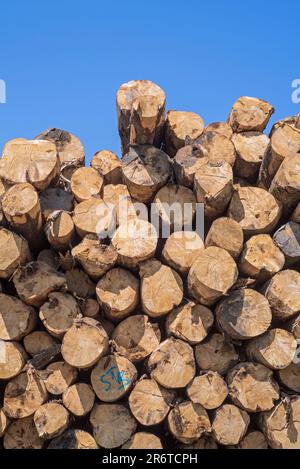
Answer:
[117,80,166,154]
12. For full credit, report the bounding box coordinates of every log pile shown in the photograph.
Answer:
[1,80,300,450]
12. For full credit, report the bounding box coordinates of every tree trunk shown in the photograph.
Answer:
[228,96,274,132]
[173,144,208,188]
[167,400,211,444]
[129,378,174,426]
[0,138,60,190]
[232,131,270,181]
[2,183,45,250]
[246,328,297,370]
[228,186,282,236]
[211,404,250,446]
[162,231,204,274]
[140,259,183,317]
[44,361,78,395]
[122,432,162,449]
[62,383,95,416]
[91,150,122,185]
[148,338,195,389]
[72,197,114,239]
[0,341,27,379]
[3,369,48,419]
[3,416,43,449]
[71,235,117,279]
[263,269,300,320]
[258,397,300,449]
[39,292,80,339]
[164,110,204,157]
[188,246,238,305]
[112,219,157,270]
[239,234,285,281]
[44,211,75,251]
[121,145,172,203]
[13,261,67,306]
[48,429,98,449]
[91,354,137,402]
[0,293,37,341]
[111,314,161,362]
[0,227,32,279]
[216,289,272,340]
[195,333,239,375]
[117,80,166,154]
[70,167,103,202]
[96,267,139,320]
[153,183,196,232]
[194,160,233,218]
[205,217,243,259]
[35,128,85,180]
[89,403,137,448]
[34,402,69,439]
[269,153,300,213]
[61,317,108,368]
[259,122,300,188]
[166,300,213,345]
[187,372,228,409]
[227,362,280,412]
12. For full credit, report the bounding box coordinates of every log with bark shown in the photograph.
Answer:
[2,82,300,451]
[117,80,166,154]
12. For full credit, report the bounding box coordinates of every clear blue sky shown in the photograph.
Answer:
[0,0,299,162]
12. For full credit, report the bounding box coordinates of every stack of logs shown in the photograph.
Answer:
[1,80,300,450]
